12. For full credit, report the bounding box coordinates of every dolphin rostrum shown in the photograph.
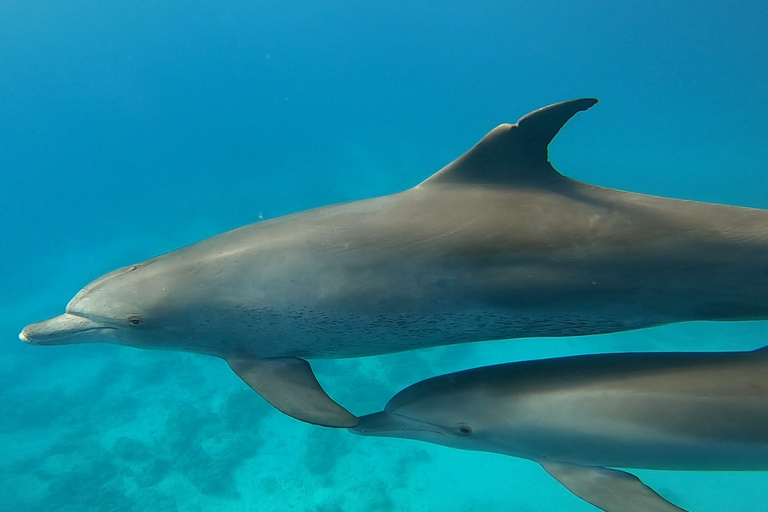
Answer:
[19,99,768,427]
[352,347,768,512]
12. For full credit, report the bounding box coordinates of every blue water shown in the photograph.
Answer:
[3,1,768,510]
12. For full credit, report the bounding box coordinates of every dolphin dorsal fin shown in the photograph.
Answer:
[418,98,598,188]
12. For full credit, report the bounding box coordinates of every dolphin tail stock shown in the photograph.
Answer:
[226,356,358,428]
[539,460,688,512]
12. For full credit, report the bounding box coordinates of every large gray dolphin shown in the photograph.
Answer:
[352,347,768,512]
[19,99,768,427]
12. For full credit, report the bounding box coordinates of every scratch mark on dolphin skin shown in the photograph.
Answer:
[322,225,332,248]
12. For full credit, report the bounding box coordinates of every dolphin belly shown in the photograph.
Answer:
[503,391,768,470]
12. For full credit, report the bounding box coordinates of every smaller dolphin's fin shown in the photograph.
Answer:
[540,461,688,512]
[419,98,597,188]
[227,356,359,428]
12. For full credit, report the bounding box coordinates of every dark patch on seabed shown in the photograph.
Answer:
[0,352,270,511]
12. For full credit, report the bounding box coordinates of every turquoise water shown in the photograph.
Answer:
[3,1,768,510]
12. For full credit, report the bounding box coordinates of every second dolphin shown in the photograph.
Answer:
[353,347,768,511]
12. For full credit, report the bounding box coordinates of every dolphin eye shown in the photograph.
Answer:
[457,425,473,436]
[127,315,142,326]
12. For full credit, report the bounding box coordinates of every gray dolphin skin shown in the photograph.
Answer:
[352,348,768,512]
[19,98,768,427]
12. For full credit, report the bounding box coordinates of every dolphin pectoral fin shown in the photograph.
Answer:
[226,356,359,428]
[539,461,688,512]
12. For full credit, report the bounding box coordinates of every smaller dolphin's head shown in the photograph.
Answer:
[19,259,193,350]
[351,370,517,456]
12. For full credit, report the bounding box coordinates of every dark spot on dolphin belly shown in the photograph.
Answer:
[235,307,647,359]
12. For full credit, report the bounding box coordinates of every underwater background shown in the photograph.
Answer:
[3,1,768,510]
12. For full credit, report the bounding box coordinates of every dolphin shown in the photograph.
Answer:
[352,347,768,512]
[19,99,768,427]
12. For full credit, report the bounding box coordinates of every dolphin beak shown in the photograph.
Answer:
[350,411,447,438]
[19,313,116,345]
[349,411,401,435]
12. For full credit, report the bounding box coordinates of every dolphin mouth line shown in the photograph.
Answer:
[351,412,450,437]
[389,415,449,436]
[20,325,118,340]
[19,325,118,344]
[18,312,119,345]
